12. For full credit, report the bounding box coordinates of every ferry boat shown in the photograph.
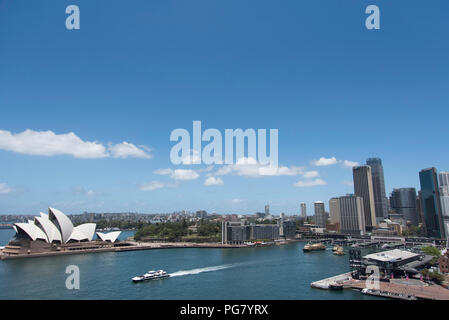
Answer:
[132,270,170,282]
[333,246,345,255]
[303,242,326,252]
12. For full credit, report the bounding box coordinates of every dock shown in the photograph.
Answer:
[310,272,353,289]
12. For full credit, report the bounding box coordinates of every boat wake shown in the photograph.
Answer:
[170,264,235,277]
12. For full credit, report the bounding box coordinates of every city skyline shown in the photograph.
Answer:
[0,153,447,216]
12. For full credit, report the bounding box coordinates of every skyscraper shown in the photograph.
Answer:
[353,165,377,231]
[366,158,388,222]
[439,172,449,238]
[339,195,365,235]
[329,197,341,231]
[264,204,270,216]
[390,188,419,226]
[417,191,425,225]
[300,202,307,219]
[314,201,326,227]
[419,168,445,239]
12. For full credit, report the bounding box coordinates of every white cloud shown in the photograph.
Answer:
[311,157,338,166]
[294,178,327,187]
[216,157,304,178]
[139,181,178,191]
[109,142,152,159]
[0,183,12,194]
[311,157,360,168]
[0,129,151,159]
[231,198,243,204]
[342,160,359,168]
[181,149,201,165]
[343,180,354,186]
[204,176,223,186]
[154,168,200,181]
[303,170,319,178]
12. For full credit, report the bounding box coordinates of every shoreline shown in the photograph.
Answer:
[0,240,298,260]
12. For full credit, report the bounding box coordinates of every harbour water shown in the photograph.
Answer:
[0,229,378,300]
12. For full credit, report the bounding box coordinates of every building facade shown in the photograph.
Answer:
[419,168,445,239]
[314,201,326,228]
[366,158,388,223]
[339,195,365,235]
[329,197,340,232]
[280,220,296,239]
[439,172,449,238]
[300,202,307,219]
[439,172,449,188]
[353,165,377,231]
[222,221,281,244]
[264,204,270,216]
[390,188,419,226]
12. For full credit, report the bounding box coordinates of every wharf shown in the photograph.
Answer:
[310,272,353,289]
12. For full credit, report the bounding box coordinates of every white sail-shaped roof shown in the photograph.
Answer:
[48,208,74,243]
[35,213,62,243]
[15,222,48,242]
[96,231,121,243]
[67,223,97,242]
[12,207,98,244]
[67,228,88,242]
[76,223,96,241]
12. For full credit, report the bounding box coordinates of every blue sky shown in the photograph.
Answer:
[0,0,448,215]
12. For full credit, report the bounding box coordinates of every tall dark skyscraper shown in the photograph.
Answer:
[353,165,377,230]
[366,158,388,222]
[419,168,445,239]
[390,188,419,226]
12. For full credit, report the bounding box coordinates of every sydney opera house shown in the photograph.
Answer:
[2,208,123,258]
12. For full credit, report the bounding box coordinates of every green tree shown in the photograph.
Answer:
[421,246,441,256]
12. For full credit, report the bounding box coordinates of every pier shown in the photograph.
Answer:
[310,272,353,289]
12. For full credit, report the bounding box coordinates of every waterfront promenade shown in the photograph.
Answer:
[350,278,449,300]
[310,272,449,300]
[0,241,250,260]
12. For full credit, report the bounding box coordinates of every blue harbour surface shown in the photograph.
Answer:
[0,230,378,300]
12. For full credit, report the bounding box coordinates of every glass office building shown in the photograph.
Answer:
[419,168,445,239]
[390,188,419,226]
